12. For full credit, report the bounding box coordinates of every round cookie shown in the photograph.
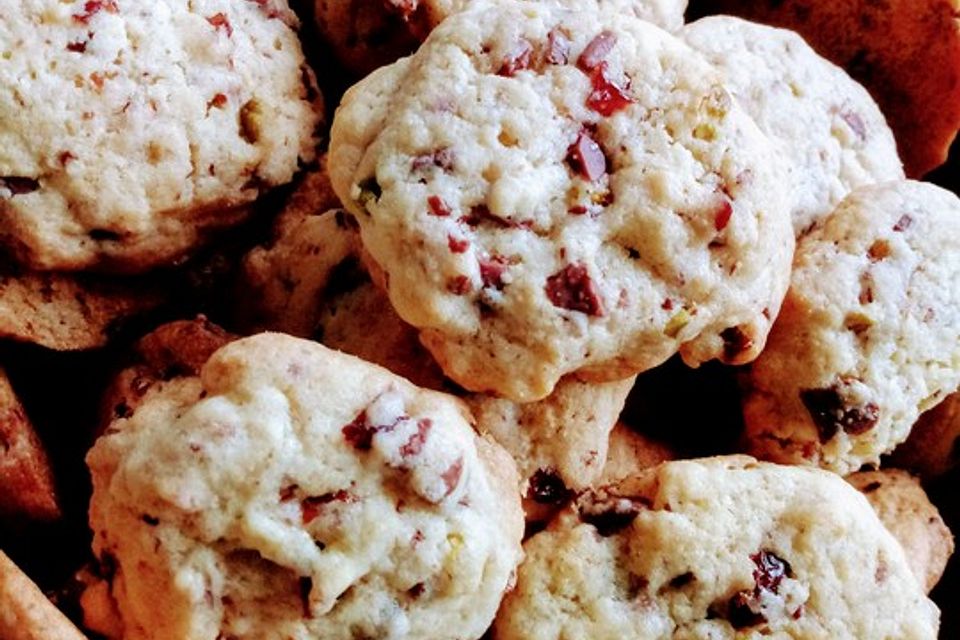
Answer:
[742,181,960,474]
[892,391,960,480]
[330,0,794,402]
[688,0,960,178]
[85,333,523,640]
[314,0,691,77]
[0,0,322,272]
[494,456,941,639]
[847,469,954,593]
[682,16,904,235]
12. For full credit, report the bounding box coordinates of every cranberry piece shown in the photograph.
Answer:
[447,235,469,253]
[586,63,634,116]
[207,93,228,109]
[840,110,867,140]
[799,387,880,442]
[400,419,431,458]
[342,411,375,450]
[498,40,533,77]
[73,0,118,24]
[713,198,733,231]
[441,457,464,496]
[527,469,572,505]
[893,214,913,232]
[578,31,617,71]
[447,275,472,295]
[0,176,40,195]
[545,263,604,316]
[751,551,790,593]
[459,204,530,229]
[207,12,233,36]
[427,195,451,217]
[546,28,570,65]
[566,129,607,182]
[66,40,87,53]
[720,326,753,361]
[301,489,354,524]
[480,255,510,290]
[412,147,455,172]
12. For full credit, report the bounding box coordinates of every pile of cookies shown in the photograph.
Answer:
[1,0,958,638]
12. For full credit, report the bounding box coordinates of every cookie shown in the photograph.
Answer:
[892,391,960,480]
[330,0,794,402]
[0,0,322,272]
[742,180,960,473]
[0,550,87,640]
[0,268,164,350]
[0,367,59,522]
[690,0,960,177]
[494,456,940,639]
[847,469,954,593]
[86,333,523,640]
[683,16,904,235]
[314,0,691,76]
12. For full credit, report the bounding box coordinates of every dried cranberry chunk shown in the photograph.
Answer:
[566,129,607,182]
[207,12,233,36]
[428,195,451,217]
[545,263,603,316]
[751,551,790,594]
[441,458,464,496]
[342,411,375,450]
[400,419,431,458]
[578,31,617,71]
[498,40,533,77]
[447,235,469,253]
[799,386,880,442]
[586,63,634,116]
[73,0,118,24]
[302,490,354,524]
[480,255,510,290]
[546,28,570,65]
[714,198,733,231]
[412,147,455,173]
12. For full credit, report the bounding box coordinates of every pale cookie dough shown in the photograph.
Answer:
[847,469,954,593]
[742,181,960,473]
[468,375,635,495]
[330,0,794,402]
[0,551,87,640]
[315,0,691,76]
[683,16,904,235]
[0,367,60,521]
[597,421,675,486]
[86,333,523,640]
[494,456,941,639]
[0,0,321,272]
[892,390,960,480]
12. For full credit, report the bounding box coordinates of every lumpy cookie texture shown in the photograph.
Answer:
[85,334,523,640]
[847,469,954,593]
[330,0,793,402]
[314,0,690,76]
[494,456,940,639]
[0,0,321,272]
[683,16,904,235]
[742,180,960,473]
